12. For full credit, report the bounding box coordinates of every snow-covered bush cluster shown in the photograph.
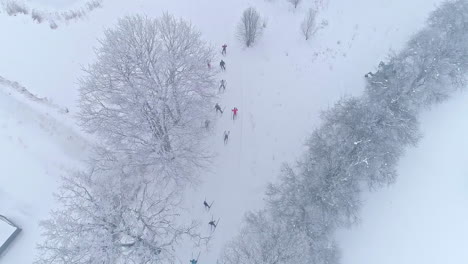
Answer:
[36,14,216,264]
[287,0,302,9]
[286,0,329,9]
[221,1,468,263]
[301,8,317,40]
[1,0,102,29]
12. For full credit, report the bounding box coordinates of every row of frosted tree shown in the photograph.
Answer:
[221,1,468,263]
[36,14,217,264]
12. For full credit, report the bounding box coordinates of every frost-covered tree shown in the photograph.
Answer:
[301,8,317,40]
[221,210,339,264]
[237,7,263,47]
[36,152,204,264]
[79,14,217,184]
[287,0,302,9]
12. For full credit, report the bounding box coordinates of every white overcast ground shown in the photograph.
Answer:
[0,0,467,263]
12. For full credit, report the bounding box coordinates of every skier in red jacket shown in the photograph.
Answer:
[232,107,238,120]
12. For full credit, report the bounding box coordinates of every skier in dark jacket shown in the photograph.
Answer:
[203,200,212,210]
[222,44,227,55]
[224,131,231,145]
[219,79,226,92]
[209,219,218,230]
[190,252,200,264]
[215,103,223,114]
[223,131,230,145]
[220,60,226,71]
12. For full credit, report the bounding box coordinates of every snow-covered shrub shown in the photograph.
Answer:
[301,8,317,40]
[31,9,44,23]
[49,20,58,29]
[3,0,28,16]
[287,0,302,9]
[237,7,263,47]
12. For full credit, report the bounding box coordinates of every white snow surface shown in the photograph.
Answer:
[1,0,467,263]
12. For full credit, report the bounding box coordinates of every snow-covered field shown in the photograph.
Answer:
[0,0,466,263]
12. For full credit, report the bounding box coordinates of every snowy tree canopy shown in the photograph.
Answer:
[221,209,340,264]
[36,152,205,264]
[79,14,217,185]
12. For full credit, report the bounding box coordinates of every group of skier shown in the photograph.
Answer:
[211,44,232,229]
[189,197,219,264]
[212,44,239,146]
[190,44,236,264]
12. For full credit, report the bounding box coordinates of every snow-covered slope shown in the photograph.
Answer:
[0,0,465,263]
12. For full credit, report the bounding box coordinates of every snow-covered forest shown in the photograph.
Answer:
[1,0,468,263]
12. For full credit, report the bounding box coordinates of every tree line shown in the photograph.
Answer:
[221,1,468,263]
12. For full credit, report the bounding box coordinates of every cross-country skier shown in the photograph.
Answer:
[222,44,227,55]
[190,252,200,264]
[203,199,213,210]
[215,103,223,114]
[209,219,219,231]
[219,79,226,92]
[223,131,230,145]
[231,107,238,120]
[207,60,212,69]
[220,60,226,71]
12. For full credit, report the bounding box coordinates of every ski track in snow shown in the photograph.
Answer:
[0,0,465,263]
